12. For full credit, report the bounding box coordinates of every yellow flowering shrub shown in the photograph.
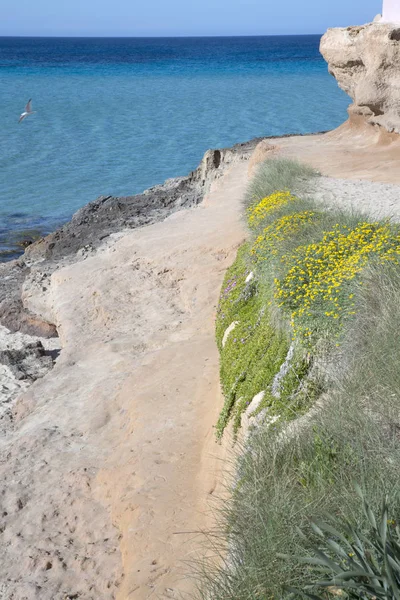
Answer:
[251,211,316,260]
[247,191,297,229]
[216,186,400,435]
[275,221,400,338]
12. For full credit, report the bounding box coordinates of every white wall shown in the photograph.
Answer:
[382,0,400,22]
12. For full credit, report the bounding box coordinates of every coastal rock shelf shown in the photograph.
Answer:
[0,140,254,599]
[0,141,257,340]
[321,21,400,134]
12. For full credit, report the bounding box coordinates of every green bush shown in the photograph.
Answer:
[197,381,400,599]
[215,244,290,438]
[282,488,400,600]
[245,157,318,207]
[215,159,400,435]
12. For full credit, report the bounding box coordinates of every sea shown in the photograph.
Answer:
[0,36,349,259]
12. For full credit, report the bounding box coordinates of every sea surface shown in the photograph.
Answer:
[0,36,349,259]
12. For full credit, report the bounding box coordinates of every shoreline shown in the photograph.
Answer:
[0,129,334,341]
[1,121,400,597]
[0,131,328,264]
[0,151,250,600]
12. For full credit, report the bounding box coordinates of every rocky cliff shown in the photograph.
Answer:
[320,22,400,134]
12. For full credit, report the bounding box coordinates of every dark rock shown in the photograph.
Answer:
[17,240,34,249]
[0,260,57,337]
[0,341,54,381]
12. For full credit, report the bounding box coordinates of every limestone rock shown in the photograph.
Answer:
[241,391,268,439]
[222,321,239,348]
[248,140,279,176]
[271,343,295,398]
[0,341,53,381]
[320,22,400,134]
[245,271,254,283]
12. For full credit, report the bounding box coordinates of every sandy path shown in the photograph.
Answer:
[3,122,400,599]
[0,163,248,599]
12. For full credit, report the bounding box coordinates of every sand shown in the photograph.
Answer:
[309,176,400,220]
[2,123,400,599]
[0,161,248,599]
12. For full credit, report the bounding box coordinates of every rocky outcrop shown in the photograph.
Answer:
[0,341,54,381]
[0,139,260,338]
[247,140,279,176]
[320,22,400,134]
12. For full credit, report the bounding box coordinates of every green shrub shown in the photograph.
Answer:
[201,259,400,599]
[216,176,400,436]
[197,406,400,600]
[282,488,400,600]
[215,244,290,438]
[245,157,318,207]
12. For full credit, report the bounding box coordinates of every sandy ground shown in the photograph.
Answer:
[309,176,400,220]
[278,117,400,184]
[2,120,400,599]
[0,161,248,599]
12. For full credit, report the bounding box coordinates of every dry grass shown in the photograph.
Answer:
[245,157,319,207]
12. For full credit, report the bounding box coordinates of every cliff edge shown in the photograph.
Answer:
[321,21,400,134]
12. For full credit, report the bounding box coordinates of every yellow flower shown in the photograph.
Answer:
[247,191,297,229]
[251,211,316,259]
[273,219,400,339]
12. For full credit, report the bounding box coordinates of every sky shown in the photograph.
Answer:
[1,0,382,37]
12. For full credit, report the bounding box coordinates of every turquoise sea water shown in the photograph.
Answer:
[0,36,349,258]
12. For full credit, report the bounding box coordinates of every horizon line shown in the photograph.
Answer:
[0,32,325,39]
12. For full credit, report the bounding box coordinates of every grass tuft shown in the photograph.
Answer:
[245,157,319,207]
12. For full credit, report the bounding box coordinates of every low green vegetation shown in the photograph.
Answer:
[198,158,400,599]
[216,159,400,437]
[215,244,290,438]
[280,488,400,600]
[245,156,318,207]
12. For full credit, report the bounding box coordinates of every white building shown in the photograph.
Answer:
[382,0,400,22]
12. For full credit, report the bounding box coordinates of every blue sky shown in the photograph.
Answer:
[2,0,382,37]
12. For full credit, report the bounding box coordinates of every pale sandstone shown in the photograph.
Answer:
[321,21,400,134]
[222,321,239,348]
[0,163,248,599]
[247,140,278,176]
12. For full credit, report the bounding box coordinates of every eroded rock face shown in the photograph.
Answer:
[320,22,400,133]
[248,140,279,176]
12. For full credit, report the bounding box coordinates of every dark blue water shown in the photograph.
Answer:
[0,36,349,258]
